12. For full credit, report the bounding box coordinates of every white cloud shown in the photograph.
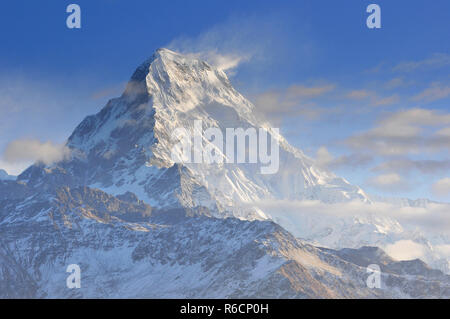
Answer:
[367,173,410,192]
[166,15,265,75]
[252,83,336,124]
[0,73,98,175]
[346,90,372,100]
[384,240,426,261]
[345,89,399,107]
[368,173,401,185]
[374,159,450,175]
[435,245,450,257]
[315,146,371,170]
[202,51,247,72]
[393,53,450,73]
[345,108,450,155]
[437,127,450,137]
[315,146,333,168]
[432,177,450,198]
[412,83,450,103]
[2,139,70,166]
[286,84,336,98]
[384,77,409,90]
[372,95,400,106]
[251,199,450,235]
[385,108,450,126]
[166,11,312,78]
[186,50,250,74]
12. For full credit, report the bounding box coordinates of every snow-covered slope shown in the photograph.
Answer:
[14,48,449,274]
[20,49,370,213]
[1,183,448,298]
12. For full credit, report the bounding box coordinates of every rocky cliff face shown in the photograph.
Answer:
[1,183,448,298]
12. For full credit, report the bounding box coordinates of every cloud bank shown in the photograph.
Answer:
[367,173,410,192]
[252,84,336,124]
[315,146,372,171]
[2,139,70,166]
[249,199,450,266]
[432,178,450,198]
[345,108,450,156]
[384,240,427,261]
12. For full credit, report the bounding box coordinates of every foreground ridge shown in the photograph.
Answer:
[0,182,448,298]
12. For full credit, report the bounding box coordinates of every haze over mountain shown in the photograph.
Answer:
[0,169,15,181]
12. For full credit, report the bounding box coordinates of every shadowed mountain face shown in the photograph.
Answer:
[1,49,449,298]
[0,183,449,298]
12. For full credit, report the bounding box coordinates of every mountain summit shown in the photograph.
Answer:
[21,49,370,216]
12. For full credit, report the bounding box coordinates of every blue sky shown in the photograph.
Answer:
[0,0,449,201]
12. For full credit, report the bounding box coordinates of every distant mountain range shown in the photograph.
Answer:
[0,169,15,181]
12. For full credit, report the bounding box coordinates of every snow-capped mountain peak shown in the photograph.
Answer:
[16,49,448,273]
[142,48,254,114]
[59,48,370,216]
